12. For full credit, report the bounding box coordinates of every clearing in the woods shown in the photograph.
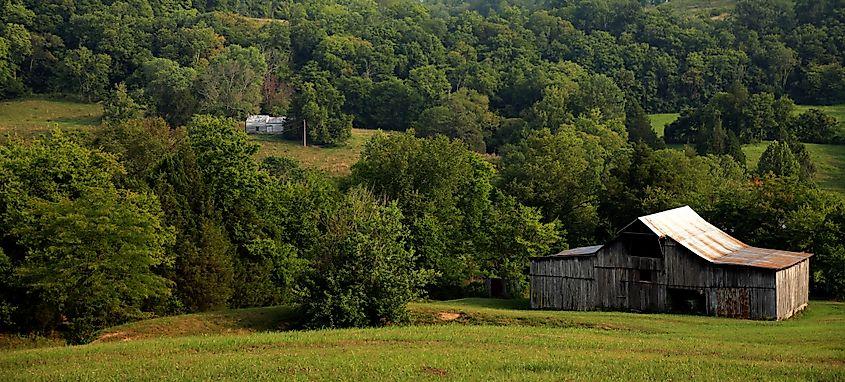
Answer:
[648,106,845,195]
[1,299,843,381]
[249,128,386,176]
[0,97,102,140]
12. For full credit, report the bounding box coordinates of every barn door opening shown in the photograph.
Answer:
[668,288,705,314]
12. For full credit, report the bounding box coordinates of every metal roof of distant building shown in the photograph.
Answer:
[246,115,269,123]
[554,245,603,257]
[246,115,285,123]
[531,245,603,259]
[630,206,811,269]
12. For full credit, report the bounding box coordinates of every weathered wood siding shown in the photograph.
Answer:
[594,240,664,311]
[665,239,777,320]
[706,264,777,320]
[663,241,708,287]
[775,259,810,320]
[530,256,595,310]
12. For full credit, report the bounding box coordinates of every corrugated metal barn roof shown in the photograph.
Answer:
[632,206,812,269]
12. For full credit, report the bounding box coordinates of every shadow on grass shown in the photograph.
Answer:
[93,306,300,344]
[436,298,531,310]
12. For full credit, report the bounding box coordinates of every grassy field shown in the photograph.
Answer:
[744,141,845,193]
[0,97,102,139]
[648,104,845,139]
[648,106,845,194]
[648,113,680,137]
[1,299,843,381]
[794,103,845,123]
[250,128,387,176]
[655,0,736,18]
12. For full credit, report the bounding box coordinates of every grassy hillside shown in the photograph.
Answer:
[794,103,845,123]
[648,104,845,139]
[250,128,386,176]
[744,141,845,193]
[654,0,736,19]
[648,113,680,137]
[649,106,845,195]
[1,299,843,381]
[0,97,102,140]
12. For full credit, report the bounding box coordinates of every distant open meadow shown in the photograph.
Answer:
[648,105,845,194]
[0,98,102,140]
[249,128,387,176]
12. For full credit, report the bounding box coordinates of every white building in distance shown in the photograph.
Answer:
[245,115,286,134]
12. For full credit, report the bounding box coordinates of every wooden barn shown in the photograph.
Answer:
[530,206,812,320]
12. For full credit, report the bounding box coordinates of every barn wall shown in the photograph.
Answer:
[595,240,664,311]
[664,240,777,320]
[663,241,709,287]
[530,256,595,310]
[530,238,795,320]
[776,259,810,320]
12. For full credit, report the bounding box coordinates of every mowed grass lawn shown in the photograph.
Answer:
[0,97,102,139]
[250,128,387,176]
[1,299,843,381]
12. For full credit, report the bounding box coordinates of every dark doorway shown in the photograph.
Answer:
[668,288,705,314]
[487,278,507,298]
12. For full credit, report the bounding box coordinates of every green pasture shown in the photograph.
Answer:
[1,299,842,381]
[0,97,102,140]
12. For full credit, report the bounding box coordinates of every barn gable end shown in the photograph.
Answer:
[530,206,812,320]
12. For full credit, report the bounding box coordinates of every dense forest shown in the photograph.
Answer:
[1,0,845,342]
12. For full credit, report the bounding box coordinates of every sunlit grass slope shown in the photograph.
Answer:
[648,113,680,137]
[794,103,845,123]
[250,128,387,176]
[0,97,102,140]
[744,141,845,194]
[1,299,842,381]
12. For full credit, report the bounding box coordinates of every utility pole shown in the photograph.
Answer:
[303,120,307,147]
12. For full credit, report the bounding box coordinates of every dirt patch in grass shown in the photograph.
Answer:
[437,312,462,321]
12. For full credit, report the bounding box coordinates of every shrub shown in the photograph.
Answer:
[301,188,430,328]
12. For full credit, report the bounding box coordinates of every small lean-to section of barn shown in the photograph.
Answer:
[530,245,601,310]
[530,206,812,320]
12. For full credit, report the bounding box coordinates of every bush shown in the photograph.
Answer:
[792,109,842,144]
[301,188,430,328]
